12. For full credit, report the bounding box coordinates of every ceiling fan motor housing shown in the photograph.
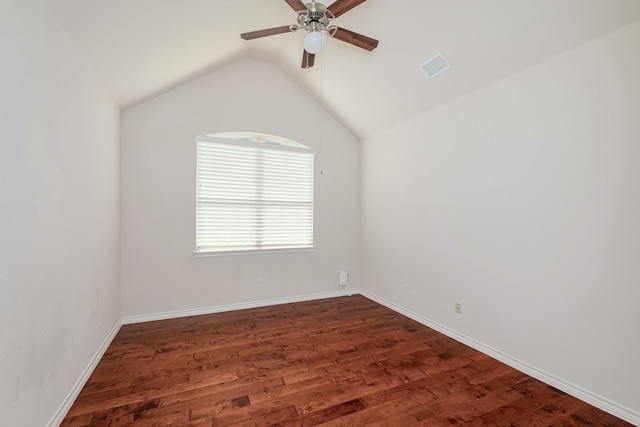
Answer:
[298,2,334,32]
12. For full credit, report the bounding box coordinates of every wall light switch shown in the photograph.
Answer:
[338,270,348,285]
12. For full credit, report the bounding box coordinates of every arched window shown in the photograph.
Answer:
[195,132,314,254]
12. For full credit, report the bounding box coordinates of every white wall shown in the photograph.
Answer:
[0,1,121,425]
[362,21,640,421]
[120,58,360,319]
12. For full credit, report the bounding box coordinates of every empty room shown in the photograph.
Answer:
[2,0,639,425]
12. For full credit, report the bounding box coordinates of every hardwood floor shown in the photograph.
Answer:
[62,295,632,426]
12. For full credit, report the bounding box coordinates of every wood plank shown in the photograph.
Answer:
[60,295,633,426]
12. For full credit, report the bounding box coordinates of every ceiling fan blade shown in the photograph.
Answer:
[331,27,379,51]
[241,26,294,40]
[284,0,307,12]
[301,50,316,69]
[327,0,367,18]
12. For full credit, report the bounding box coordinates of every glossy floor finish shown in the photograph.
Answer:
[62,295,632,426]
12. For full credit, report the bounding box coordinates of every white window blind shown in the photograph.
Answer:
[196,137,314,253]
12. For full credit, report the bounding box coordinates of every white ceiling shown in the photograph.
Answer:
[44,0,640,140]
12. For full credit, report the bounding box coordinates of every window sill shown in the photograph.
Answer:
[193,246,315,257]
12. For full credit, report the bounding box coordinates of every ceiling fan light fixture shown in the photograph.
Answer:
[304,31,327,54]
[241,0,378,69]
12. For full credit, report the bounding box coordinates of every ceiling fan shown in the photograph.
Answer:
[240,0,379,69]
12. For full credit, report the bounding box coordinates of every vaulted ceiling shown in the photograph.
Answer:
[43,0,640,139]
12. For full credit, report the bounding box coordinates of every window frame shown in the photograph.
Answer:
[194,134,315,256]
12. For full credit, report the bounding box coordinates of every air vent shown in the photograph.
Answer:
[420,52,451,79]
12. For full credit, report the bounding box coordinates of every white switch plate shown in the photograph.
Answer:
[338,270,348,285]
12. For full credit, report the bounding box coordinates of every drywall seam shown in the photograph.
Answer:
[47,320,122,427]
[359,290,640,426]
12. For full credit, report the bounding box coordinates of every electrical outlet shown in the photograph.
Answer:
[256,277,263,287]
[404,284,411,296]
[455,303,462,314]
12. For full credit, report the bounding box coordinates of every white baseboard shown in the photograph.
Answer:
[121,289,357,325]
[52,289,639,426]
[47,320,122,427]
[359,289,640,426]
